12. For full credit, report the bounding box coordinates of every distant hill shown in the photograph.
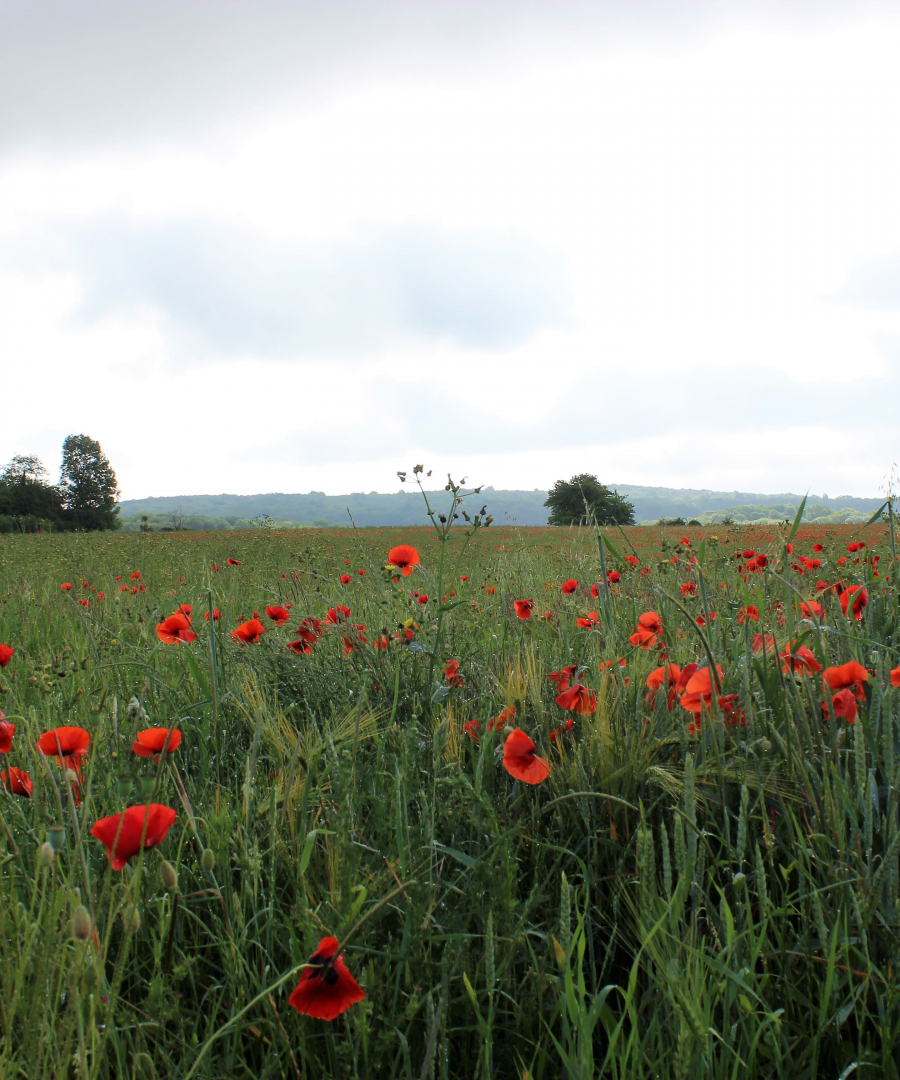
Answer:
[118,485,883,531]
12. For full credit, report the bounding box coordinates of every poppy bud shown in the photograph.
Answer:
[117,775,133,801]
[64,769,79,786]
[40,841,55,867]
[123,904,141,934]
[72,904,92,940]
[82,962,100,991]
[201,848,216,873]
[140,776,157,800]
[760,738,772,752]
[160,860,178,891]
[47,824,65,851]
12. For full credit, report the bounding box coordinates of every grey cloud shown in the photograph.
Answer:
[70,220,570,355]
[0,0,893,156]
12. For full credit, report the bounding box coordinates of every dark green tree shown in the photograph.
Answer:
[0,455,66,527]
[545,473,635,526]
[59,435,121,530]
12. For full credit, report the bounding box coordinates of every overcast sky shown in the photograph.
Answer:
[3,0,900,500]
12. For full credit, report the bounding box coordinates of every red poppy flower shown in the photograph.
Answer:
[210,564,220,572]
[828,688,859,724]
[77,599,90,607]
[847,542,865,553]
[561,579,578,594]
[1,767,32,797]
[175,604,192,616]
[839,585,868,620]
[502,727,550,784]
[444,660,464,688]
[680,582,697,597]
[231,619,265,644]
[417,594,429,604]
[679,666,724,713]
[695,613,717,628]
[624,554,639,567]
[132,727,182,759]
[287,639,313,654]
[576,612,600,629]
[606,570,621,584]
[0,721,15,753]
[813,543,824,552]
[387,545,420,576]
[513,599,534,620]
[0,644,14,667]
[488,705,515,731]
[61,582,73,591]
[751,633,777,654]
[90,803,177,870]
[226,558,241,566]
[549,719,575,742]
[265,605,291,625]
[294,618,323,646]
[130,571,142,581]
[340,574,352,585]
[736,606,759,624]
[36,726,91,768]
[555,683,597,715]
[464,719,481,742]
[799,601,823,619]
[548,665,579,691]
[646,663,699,710]
[892,665,900,688]
[484,585,496,594]
[156,613,198,644]
[780,643,822,675]
[288,936,366,1021]
[823,660,868,695]
[203,609,221,622]
[325,606,352,625]
[629,610,662,648]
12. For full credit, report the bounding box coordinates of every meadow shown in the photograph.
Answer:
[0,484,897,1079]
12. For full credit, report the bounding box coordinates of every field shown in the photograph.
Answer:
[0,495,897,1078]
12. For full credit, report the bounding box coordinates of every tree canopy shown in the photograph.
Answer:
[0,436,120,532]
[544,474,635,526]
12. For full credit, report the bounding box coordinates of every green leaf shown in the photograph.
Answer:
[428,842,476,869]
[298,829,317,875]
[185,650,212,701]
[863,500,889,527]
[787,493,808,542]
[601,535,623,561]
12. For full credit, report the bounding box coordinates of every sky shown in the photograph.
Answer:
[2,0,900,500]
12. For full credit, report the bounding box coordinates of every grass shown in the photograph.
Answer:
[0,493,897,1078]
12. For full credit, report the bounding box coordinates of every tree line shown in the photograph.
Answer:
[0,435,120,533]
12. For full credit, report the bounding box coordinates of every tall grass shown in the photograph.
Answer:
[0,505,896,1078]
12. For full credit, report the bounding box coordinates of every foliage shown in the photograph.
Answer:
[0,507,897,1077]
[59,434,121,531]
[545,473,635,526]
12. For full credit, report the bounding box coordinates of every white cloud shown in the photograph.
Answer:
[2,3,900,498]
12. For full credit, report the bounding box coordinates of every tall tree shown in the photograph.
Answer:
[59,435,121,530]
[544,473,635,526]
[0,454,64,524]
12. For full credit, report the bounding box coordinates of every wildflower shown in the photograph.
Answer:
[61,582,73,591]
[780,643,822,675]
[210,564,220,572]
[265,605,291,625]
[839,585,868,621]
[548,665,579,691]
[891,664,900,688]
[502,728,550,784]
[822,660,868,696]
[231,619,266,644]
[646,663,699,711]
[0,721,15,753]
[679,666,724,713]
[695,613,717,628]
[90,804,177,870]
[444,660,464,688]
[799,600,823,619]
[484,585,496,594]
[576,612,600,629]
[606,570,621,584]
[513,599,534,620]
[226,558,241,566]
[736,606,759,624]
[340,574,352,585]
[829,688,859,724]
[203,609,221,622]
[624,554,639,567]
[680,582,697,597]
[555,683,597,715]
[1,767,32,797]
[629,611,662,648]
[77,599,90,607]
[751,634,778,654]
[387,545,420,576]
[132,728,182,759]
[288,936,366,1020]
[156,613,197,644]
[549,719,575,742]
[325,606,352,625]
[417,594,429,605]
[286,639,313,654]
[813,543,824,552]
[176,603,192,616]
[130,571,142,581]
[561,579,578,594]
[36,726,90,770]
